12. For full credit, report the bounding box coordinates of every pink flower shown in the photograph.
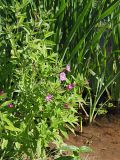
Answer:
[45,94,53,102]
[66,64,71,72]
[64,104,69,109]
[66,83,75,90]
[60,72,66,81]
[8,104,13,108]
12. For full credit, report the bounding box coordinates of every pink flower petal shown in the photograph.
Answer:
[8,104,13,108]
[60,72,66,81]
[45,94,53,102]
[66,83,75,90]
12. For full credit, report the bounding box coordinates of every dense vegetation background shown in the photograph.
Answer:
[0,0,120,159]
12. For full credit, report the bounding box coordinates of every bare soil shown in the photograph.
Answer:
[65,114,120,160]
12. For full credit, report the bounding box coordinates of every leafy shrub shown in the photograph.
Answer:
[0,38,86,159]
[0,1,88,159]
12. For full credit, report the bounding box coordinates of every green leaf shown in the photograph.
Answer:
[60,145,79,152]
[60,128,68,138]
[89,69,96,76]
[91,26,108,49]
[62,0,93,60]
[56,1,67,17]
[1,139,8,150]
[4,125,21,132]
[44,31,54,39]
[79,146,92,153]
[1,114,21,132]
[99,0,120,20]
[95,70,120,107]
[15,142,21,149]
[36,139,42,157]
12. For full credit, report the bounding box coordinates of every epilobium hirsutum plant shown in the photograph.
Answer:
[0,1,87,159]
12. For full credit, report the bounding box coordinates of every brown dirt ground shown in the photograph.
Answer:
[65,114,120,160]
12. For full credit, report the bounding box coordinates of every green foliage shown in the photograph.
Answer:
[0,1,88,159]
[88,69,120,122]
[55,144,92,160]
[0,0,120,159]
[35,0,120,122]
